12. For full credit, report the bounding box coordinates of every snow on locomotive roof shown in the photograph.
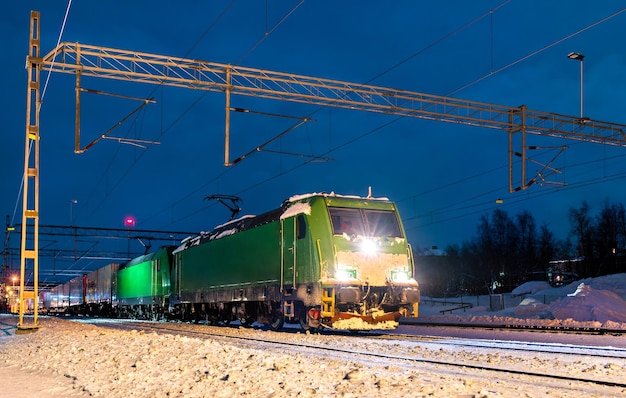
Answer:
[282,192,392,219]
[173,215,256,254]
[173,192,392,254]
[280,202,311,220]
[214,214,255,230]
[287,192,391,202]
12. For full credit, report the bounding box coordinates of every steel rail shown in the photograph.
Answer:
[89,320,626,389]
[402,320,626,335]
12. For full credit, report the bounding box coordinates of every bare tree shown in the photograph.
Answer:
[537,223,555,270]
[594,199,626,275]
[568,201,595,277]
[515,211,538,279]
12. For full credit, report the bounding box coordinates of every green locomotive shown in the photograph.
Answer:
[116,247,173,319]
[42,192,420,330]
[171,192,420,330]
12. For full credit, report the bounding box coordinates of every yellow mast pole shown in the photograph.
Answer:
[18,10,42,331]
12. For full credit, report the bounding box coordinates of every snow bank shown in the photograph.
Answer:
[552,283,626,323]
[1,273,625,397]
[417,273,626,329]
[4,317,424,397]
[511,281,552,296]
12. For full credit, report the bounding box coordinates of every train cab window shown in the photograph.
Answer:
[363,210,403,238]
[329,207,365,235]
[296,214,307,239]
[330,207,403,237]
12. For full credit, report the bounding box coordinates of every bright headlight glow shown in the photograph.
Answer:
[360,238,378,256]
[335,268,357,281]
[390,270,410,283]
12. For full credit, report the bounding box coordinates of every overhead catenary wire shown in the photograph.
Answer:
[449,7,626,96]
[403,149,626,235]
[139,2,521,227]
[47,3,625,242]
[230,5,626,237]
[84,1,238,218]
[234,0,305,65]
[77,0,492,228]
[86,0,304,223]
[408,165,626,236]
[13,4,625,286]
[364,0,511,86]
[302,6,626,234]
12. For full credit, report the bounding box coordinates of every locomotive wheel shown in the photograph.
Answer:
[218,310,231,326]
[238,317,256,327]
[299,319,323,333]
[299,319,311,331]
[218,312,231,327]
[269,314,284,331]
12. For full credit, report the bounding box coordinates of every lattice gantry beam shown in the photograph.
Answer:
[42,42,626,152]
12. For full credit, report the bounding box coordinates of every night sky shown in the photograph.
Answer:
[2,1,626,283]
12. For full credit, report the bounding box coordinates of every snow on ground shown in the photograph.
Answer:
[416,273,626,330]
[0,273,625,397]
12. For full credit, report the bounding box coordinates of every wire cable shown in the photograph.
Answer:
[147,2,517,227]
[365,0,510,86]
[93,4,625,239]
[450,7,626,96]
[406,151,626,233]
[85,1,237,218]
[235,0,305,65]
[41,0,73,103]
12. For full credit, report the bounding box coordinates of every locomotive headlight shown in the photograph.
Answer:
[335,267,357,281]
[359,238,378,256]
[390,270,410,283]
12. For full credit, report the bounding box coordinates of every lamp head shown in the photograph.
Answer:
[567,52,584,61]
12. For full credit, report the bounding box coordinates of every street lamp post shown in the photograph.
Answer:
[567,52,584,119]
[70,199,78,226]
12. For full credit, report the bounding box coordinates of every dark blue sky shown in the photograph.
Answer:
[2,1,626,266]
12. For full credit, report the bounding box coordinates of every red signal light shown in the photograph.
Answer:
[124,217,136,228]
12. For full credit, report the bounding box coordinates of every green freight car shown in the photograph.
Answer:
[171,192,419,330]
[116,246,173,319]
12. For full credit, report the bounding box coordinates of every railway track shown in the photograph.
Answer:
[401,320,626,335]
[377,331,626,358]
[83,319,626,393]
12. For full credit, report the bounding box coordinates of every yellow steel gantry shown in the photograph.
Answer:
[19,11,626,328]
[42,43,626,184]
[19,11,42,330]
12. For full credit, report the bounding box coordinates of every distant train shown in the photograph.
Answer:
[41,192,420,330]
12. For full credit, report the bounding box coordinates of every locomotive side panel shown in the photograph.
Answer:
[118,247,171,306]
[173,221,282,305]
[285,198,330,306]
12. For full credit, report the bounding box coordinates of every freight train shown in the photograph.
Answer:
[41,192,420,330]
